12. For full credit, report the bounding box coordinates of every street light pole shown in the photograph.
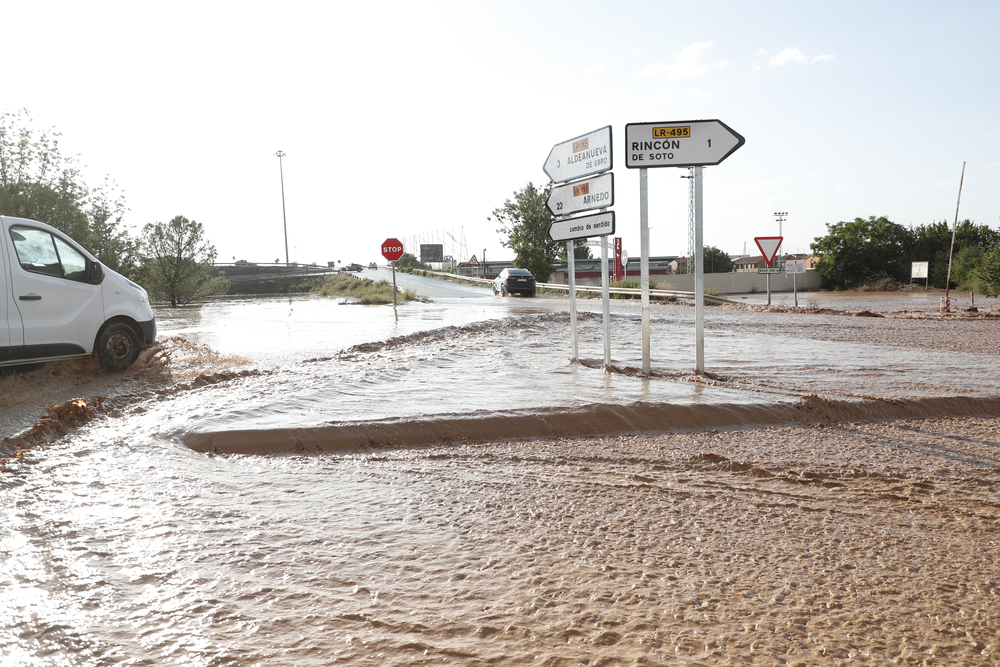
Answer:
[773,211,788,269]
[773,211,787,239]
[276,150,289,266]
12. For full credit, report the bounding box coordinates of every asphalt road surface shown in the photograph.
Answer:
[364,268,494,299]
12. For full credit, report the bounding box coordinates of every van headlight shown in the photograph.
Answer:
[127,280,149,303]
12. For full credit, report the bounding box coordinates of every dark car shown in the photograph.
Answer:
[340,263,363,272]
[493,267,536,297]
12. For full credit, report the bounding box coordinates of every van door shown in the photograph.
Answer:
[0,231,13,362]
[7,223,104,358]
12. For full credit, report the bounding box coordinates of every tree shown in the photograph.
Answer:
[491,182,559,282]
[558,239,593,261]
[911,219,1000,288]
[139,215,229,306]
[703,245,733,273]
[0,109,140,279]
[87,180,141,278]
[395,252,427,270]
[976,246,1000,295]
[811,216,912,288]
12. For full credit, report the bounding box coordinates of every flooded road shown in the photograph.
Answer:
[3,284,1000,665]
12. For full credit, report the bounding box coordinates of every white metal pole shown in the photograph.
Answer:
[568,240,578,360]
[640,168,650,375]
[601,235,611,368]
[694,167,704,374]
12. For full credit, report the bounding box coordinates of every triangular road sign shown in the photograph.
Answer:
[468,254,479,266]
[754,236,783,266]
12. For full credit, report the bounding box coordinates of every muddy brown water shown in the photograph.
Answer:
[3,291,999,665]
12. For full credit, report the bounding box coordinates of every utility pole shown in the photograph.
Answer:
[944,162,967,311]
[682,168,695,273]
[276,151,289,266]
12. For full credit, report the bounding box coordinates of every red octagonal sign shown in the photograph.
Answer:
[381,238,404,262]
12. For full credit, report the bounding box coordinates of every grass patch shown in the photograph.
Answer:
[312,274,419,304]
[608,279,662,298]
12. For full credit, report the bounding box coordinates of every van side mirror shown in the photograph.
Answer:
[87,260,104,284]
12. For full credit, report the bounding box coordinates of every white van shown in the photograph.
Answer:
[1,216,156,372]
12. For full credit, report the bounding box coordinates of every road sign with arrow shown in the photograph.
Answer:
[546,172,614,217]
[625,119,745,169]
[543,126,612,184]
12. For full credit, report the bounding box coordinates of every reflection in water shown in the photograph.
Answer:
[4,293,1000,665]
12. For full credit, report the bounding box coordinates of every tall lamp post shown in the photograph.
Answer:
[276,150,289,266]
[774,211,788,266]
[773,211,787,238]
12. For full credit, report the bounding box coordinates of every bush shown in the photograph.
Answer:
[312,274,416,304]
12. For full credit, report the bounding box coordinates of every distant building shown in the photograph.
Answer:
[734,255,767,272]
[734,253,817,272]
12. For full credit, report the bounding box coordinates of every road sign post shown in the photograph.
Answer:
[785,258,805,306]
[544,126,615,367]
[570,238,581,362]
[382,238,404,306]
[626,119,745,374]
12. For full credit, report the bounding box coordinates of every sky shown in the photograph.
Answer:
[5,0,999,266]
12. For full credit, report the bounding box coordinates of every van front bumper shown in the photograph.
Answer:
[139,318,157,344]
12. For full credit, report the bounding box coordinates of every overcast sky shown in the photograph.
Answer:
[6,0,999,266]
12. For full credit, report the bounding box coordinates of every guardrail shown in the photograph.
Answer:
[419,271,738,305]
[221,267,340,281]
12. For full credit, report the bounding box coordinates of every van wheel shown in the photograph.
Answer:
[97,322,140,372]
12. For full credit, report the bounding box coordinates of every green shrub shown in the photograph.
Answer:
[311,274,416,303]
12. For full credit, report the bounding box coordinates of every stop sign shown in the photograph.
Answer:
[381,238,404,262]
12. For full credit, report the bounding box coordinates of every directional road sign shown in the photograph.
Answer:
[625,119,744,169]
[758,267,781,274]
[546,172,614,217]
[548,211,615,242]
[754,236,783,266]
[381,238,404,262]
[543,126,612,184]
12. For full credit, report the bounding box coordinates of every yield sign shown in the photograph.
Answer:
[754,236,783,266]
